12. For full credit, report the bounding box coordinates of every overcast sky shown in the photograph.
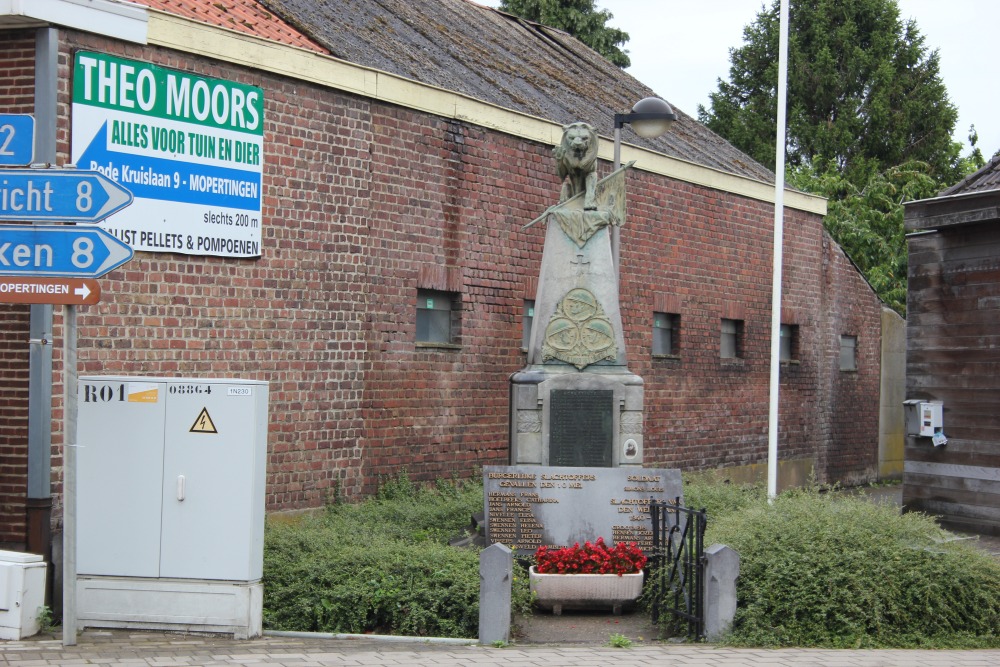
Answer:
[477,0,999,160]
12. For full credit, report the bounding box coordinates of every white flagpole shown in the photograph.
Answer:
[768,0,790,501]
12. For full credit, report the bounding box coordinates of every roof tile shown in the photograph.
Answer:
[131,0,328,54]
[129,0,774,183]
[258,0,774,182]
[941,154,1000,196]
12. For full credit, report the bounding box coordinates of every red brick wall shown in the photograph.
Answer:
[0,306,30,548]
[0,34,35,111]
[0,32,42,547]
[822,238,883,483]
[622,173,882,482]
[0,30,886,529]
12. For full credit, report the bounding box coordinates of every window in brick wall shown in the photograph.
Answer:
[522,300,535,349]
[721,318,743,359]
[780,323,799,362]
[839,335,857,371]
[652,312,679,356]
[416,289,457,344]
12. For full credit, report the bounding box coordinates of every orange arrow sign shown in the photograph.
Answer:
[0,276,101,305]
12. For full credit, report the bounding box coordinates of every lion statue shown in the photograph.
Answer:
[554,122,599,210]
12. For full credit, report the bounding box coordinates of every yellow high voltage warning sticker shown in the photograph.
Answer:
[190,408,218,434]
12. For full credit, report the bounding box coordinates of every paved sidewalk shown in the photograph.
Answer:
[2,630,999,667]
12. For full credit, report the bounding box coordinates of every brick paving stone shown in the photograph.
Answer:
[2,631,1000,667]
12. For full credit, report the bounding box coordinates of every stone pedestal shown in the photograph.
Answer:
[703,544,740,641]
[478,543,512,644]
[510,368,643,467]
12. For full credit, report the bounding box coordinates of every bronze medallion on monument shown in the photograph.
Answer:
[542,287,617,369]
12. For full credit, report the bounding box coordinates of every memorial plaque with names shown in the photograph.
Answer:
[549,389,612,467]
[483,465,683,556]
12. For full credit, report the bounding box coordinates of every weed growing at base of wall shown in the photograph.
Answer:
[606,632,633,648]
[263,474,532,638]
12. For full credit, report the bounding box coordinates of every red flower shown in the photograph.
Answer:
[534,537,647,576]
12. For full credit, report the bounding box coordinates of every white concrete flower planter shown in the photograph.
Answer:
[529,566,643,615]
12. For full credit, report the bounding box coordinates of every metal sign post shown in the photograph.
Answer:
[767,0,791,501]
[62,303,78,646]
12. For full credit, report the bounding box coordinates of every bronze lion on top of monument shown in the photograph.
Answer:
[554,122,599,210]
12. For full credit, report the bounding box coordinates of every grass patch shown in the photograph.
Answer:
[263,473,532,638]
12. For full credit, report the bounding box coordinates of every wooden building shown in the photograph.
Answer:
[903,155,1000,535]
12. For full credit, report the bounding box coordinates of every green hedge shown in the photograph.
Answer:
[264,473,1000,647]
[705,486,1000,648]
[263,475,532,638]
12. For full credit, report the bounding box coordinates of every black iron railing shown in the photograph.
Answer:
[649,498,707,640]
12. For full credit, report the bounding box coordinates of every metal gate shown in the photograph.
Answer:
[649,499,707,640]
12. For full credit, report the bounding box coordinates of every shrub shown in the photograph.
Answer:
[708,488,1000,648]
[681,473,766,518]
[263,474,533,638]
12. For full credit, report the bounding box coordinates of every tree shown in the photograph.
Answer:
[698,0,976,314]
[788,160,939,314]
[958,125,987,175]
[498,0,630,67]
[699,0,962,188]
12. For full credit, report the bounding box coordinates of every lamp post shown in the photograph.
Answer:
[612,97,677,276]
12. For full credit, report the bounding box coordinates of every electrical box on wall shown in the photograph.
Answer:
[903,400,944,438]
[76,376,268,638]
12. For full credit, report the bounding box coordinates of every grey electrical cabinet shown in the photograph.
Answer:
[76,376,268,638]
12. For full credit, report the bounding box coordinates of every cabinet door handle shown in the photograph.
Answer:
[177,475,185,501]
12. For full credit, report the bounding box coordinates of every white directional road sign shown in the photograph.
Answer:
[0,114,35,166]
[0,169,133,223]
[0,225,134,278]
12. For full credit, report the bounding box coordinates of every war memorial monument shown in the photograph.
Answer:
[485,119,683,555]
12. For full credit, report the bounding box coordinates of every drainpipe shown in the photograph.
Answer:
[26,26,58,563]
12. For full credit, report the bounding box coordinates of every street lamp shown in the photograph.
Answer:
[612,97,677,276]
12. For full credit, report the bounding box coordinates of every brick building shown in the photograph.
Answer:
[0,0,892,552]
